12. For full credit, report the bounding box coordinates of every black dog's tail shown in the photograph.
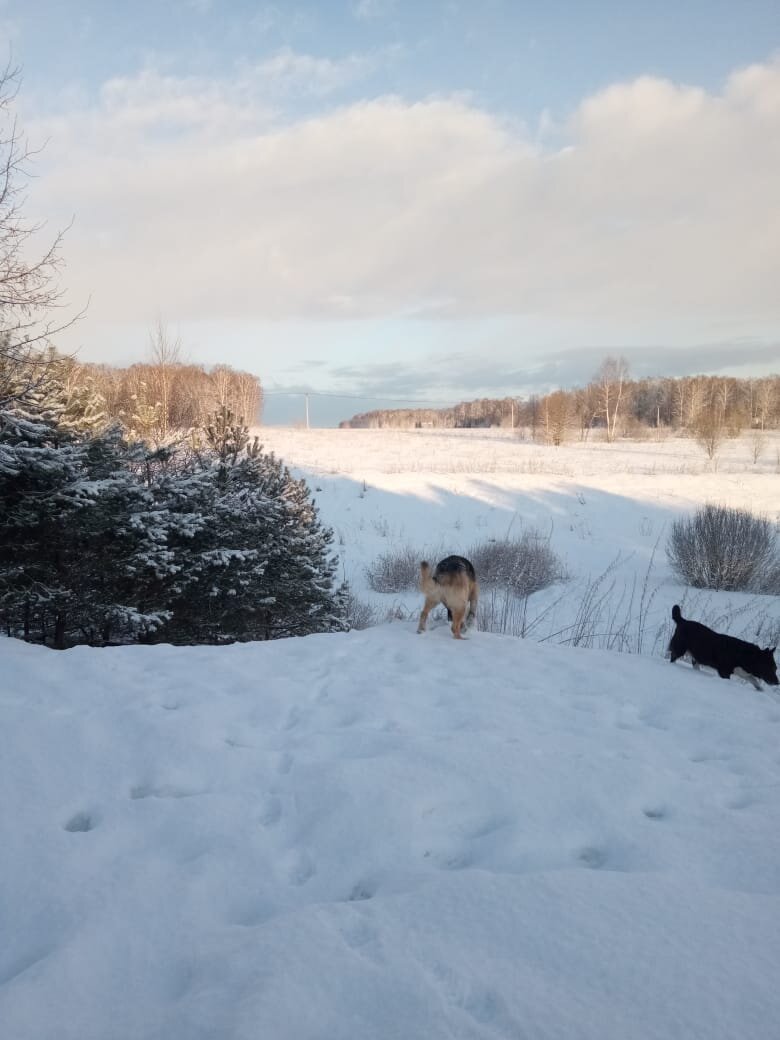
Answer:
[672,604,682,623]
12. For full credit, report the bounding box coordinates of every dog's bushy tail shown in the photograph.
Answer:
[672,604,682,623]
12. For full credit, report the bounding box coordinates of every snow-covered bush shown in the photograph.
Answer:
[469,531,565,596]
[666,503,778,591]
[364,546,420,593]
[343,590,379,630]
[364,530,565,598]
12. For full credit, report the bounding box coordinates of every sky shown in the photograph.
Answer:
[3,0,780,425]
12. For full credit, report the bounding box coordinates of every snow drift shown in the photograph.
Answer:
[2,623,780,1039]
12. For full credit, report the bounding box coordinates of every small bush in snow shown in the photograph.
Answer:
[364,546,420,593]
[756,556,780,596]
[343,591,379,630]
[365,530,565,598]
[469,531,565,596]
[666,504,777,592]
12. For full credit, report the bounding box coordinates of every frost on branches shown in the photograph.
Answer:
[0,376,347,646]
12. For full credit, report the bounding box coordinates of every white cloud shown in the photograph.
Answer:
[253,47,378,96]
[24,57,780,341]
[353,0,396,20]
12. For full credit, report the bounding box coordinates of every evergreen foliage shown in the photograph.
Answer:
[0,358,171,645]
[158,407,346,643]
[0,378,346,647]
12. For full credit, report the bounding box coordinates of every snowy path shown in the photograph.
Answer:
[3,625,780,1038]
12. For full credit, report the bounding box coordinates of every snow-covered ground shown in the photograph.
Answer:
[3,428,780,1039]
[257,427,780,651]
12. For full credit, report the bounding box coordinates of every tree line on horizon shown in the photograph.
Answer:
[339,357,780,449]
[73,320,264,446]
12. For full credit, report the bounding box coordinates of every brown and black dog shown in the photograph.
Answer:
[417,555,479,639]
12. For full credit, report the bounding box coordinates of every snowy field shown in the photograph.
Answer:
[257,426,780,652]
[3,428,780,1039]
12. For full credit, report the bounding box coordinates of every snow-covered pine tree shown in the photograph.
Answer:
[54,427,177,645]
[0,356,82,643]
[0,353,174,646]
[156,407,346,643]
[254,445,348,640]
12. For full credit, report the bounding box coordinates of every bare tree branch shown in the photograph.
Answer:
[0,58,84,390]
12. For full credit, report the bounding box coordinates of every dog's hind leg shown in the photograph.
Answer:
[668,631,686,663]
[466,585,479,631]
[450,605,467,639]
[417,597,438,634]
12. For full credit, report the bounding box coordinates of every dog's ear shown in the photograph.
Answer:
[767,645,777,655]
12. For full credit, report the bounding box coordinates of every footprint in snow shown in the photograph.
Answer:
[462,814,510,841]
[432,849,472,871]
[642,805,666,820]
[347,880,376,902]
[578,846,606,869]
[725,792,754,811]
[64,811,96,833]
[258,794,282,827]
[283,706,302,731]
[227,900,273,928]
[287,850,316,886]
[276,751,294,775]
[428,962,520,1038]
[339,915,383,965]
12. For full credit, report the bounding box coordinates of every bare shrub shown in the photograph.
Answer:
[750,428,766,464]
[477,585,569,639]
[343,591,379,630]
[383,603,416,623]
[469,530,565,596]
[691,402,726,460]
[666,504,777,591]
[477,588,531,638]
[364,546,420,593]
[756,557,780,596]
[365,528,565,599]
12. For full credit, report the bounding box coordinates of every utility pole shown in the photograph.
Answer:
[511,399,514,429]
[305,393,310,430]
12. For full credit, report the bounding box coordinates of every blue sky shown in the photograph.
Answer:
[4,0,780,424]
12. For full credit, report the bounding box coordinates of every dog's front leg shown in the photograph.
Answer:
[734,667,763,690]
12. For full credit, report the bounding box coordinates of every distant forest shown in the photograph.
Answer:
[339,358,780,444]
[71,359,263,444]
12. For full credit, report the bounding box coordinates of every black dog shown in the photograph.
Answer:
[669,604,778,690]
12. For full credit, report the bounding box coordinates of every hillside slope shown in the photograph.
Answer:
[2,624,780,1039]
